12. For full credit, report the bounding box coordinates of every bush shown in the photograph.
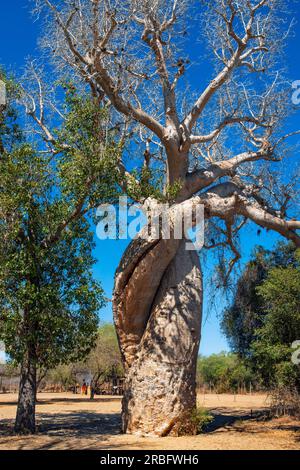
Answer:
[177,407,213,435]
[269,386,300,418]
[190,407,213,433]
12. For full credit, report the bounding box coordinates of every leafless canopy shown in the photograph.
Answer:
[28,0,300,272]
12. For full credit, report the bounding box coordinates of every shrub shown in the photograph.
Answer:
[191,407,213,432]
[269,386,300,418]
[177,407,213,435]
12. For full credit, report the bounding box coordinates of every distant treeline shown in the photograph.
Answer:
[196,352,254,393]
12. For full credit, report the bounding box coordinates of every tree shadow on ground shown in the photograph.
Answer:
[1,404,298,450]
[206,408,300,435]
[37,396,122,405]
[39,411,122,436]
[0,411,144,450]
[205,408,262,433]
[0,411,122,438]
[0,407,266,440]
[0,401,18,406]
[0,396,121,407]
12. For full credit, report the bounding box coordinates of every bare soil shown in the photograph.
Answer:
[0,392,299,450]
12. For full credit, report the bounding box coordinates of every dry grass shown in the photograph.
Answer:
[0,392,299,450]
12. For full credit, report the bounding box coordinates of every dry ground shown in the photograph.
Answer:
[0,392,299,450]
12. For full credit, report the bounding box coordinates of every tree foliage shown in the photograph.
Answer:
[197,352,253,392]
[44,324,123,393]
[0,71,123,433]
[80,322,124,398]
[0,77,109,370]
[222,243,297,357]
[222,243,300,389]
[85,323,123,382]
[252,255,300,388]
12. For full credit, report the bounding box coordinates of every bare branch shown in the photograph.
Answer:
[185,149,279,196]
[183,0,271,132]
[190,116,269,144]
[196,182,300,247]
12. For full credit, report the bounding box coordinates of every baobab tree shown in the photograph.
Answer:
[33,0,300,436]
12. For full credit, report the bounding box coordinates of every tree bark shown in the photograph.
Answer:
[15,346,37,434]
[113,238,203,436]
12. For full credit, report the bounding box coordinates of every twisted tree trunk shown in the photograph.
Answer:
[113,237,203,436]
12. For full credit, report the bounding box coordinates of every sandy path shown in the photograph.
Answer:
[0,392,299,450]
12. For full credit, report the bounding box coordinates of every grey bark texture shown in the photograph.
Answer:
[113,238,202,436]
[14,347,37,434]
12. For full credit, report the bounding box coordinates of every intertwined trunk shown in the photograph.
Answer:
[15,346,37,434]
[113,237,203,436]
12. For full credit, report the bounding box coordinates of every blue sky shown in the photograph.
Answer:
[0,1,300,360]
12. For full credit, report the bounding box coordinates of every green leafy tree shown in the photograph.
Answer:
[252,256,300,389]
[222,243,300,389]
[85,323,123,398]
[45,361,93,392]
[46,324,123,395]
[222,243,297,358]
[0,75,119,434]
[197,352,253,392]
[46,364,77,391]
